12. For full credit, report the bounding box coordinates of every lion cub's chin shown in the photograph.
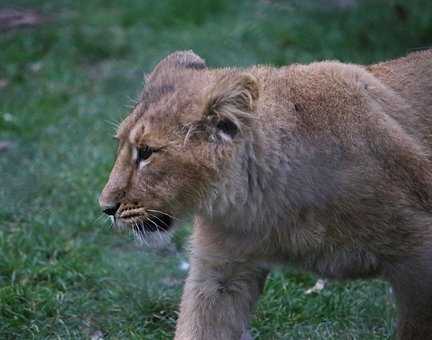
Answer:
[114,218,174,249]
[134,229,174,249]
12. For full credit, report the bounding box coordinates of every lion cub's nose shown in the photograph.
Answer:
[102,203,120,216]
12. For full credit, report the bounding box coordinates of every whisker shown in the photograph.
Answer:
[104,119,121,131]
[146,216,161,231]
[156,229,163,243]
[141,222,150,247]
[92,213,109,226]
[147,209,178,221]
[132,221,139,236]
[147,213,169,228]
[134,221,149,247]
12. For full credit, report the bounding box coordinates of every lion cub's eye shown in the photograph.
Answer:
[137,145,153,162]
[134,145,161,169]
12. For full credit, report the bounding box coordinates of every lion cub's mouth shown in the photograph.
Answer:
[117,207,173,233]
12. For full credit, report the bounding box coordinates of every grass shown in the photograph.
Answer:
[1,0,431,338]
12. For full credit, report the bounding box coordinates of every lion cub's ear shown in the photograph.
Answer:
[148,50,207,83]
[203,72,259,141]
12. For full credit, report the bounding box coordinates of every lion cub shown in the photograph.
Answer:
[99,50,432,339]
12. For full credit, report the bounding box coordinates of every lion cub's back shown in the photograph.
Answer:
[368,49,432,148]
[271,61,408,138]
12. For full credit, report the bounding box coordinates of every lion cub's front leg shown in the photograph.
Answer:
[174,241,267,340]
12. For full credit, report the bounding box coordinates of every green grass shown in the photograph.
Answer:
[1,0,431,338]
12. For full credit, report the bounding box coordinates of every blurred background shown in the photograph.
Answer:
[1,0,431,339]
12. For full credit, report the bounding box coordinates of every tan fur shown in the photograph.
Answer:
[99,50,432,339]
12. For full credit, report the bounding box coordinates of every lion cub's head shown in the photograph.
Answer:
[99,51,259,245]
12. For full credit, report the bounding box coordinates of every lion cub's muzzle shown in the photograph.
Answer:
[103,203,173,234]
